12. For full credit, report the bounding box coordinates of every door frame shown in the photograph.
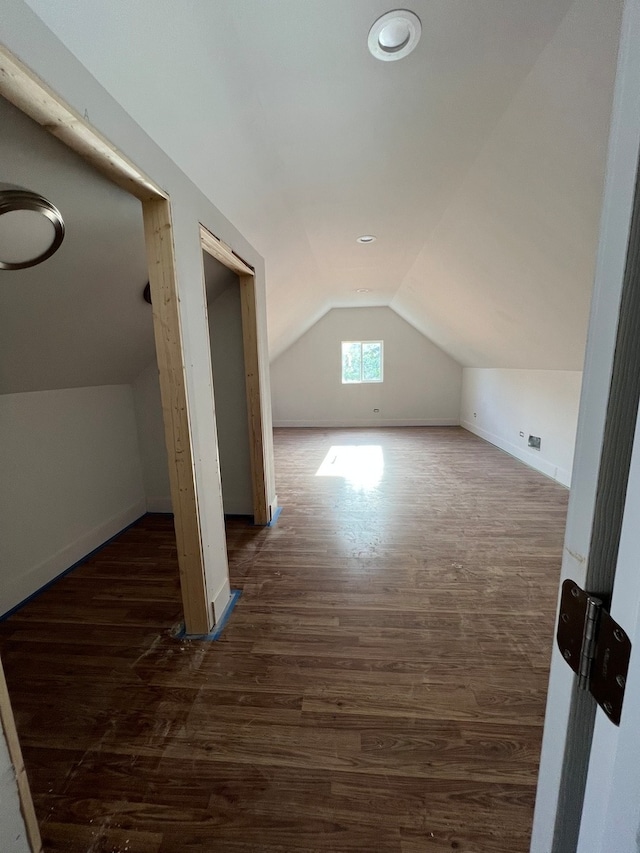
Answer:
[531,0,640,847]
[576,393,640,850]
[0,45,230,635]
[0,657,41,852]
[199,225,271,525]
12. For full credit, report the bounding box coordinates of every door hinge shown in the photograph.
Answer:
[557,579,632,726]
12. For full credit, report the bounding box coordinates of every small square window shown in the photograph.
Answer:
[341,341,383,384]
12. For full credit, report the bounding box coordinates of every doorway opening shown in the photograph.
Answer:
[199,225,272,526]
[203,251,254,517]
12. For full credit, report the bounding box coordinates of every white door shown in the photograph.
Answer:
[531,0,640,849]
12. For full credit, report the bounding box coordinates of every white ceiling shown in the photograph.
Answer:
[0,96,152,394]
[20,0,625,369]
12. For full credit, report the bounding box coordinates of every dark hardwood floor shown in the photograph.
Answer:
[0,427,568,852]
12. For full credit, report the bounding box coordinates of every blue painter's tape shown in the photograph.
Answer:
[175,588,242,641]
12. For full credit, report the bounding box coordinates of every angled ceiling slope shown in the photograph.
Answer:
[0,96,152,394]
[24,0,623,368]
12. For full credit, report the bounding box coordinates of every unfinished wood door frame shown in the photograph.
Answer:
[145,200,210,633]
[200,225,270,525]
[0,46,211,636]
[0,657,42,853]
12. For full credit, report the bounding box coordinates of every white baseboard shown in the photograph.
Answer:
[272,418,460,428]
[461,420,571,487]
[2,499,147,616]
[146,495,173,513]
[211,578,231,625]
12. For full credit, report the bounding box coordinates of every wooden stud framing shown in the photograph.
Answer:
[199,224,254,276]
[200,224,270,526]
[0,46,164,201]
[0,657,42,853]
[144,199,212,635]
[239,273,270,525]
[0,46,212,630]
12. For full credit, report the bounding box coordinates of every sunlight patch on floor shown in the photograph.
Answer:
[315,445,384,491]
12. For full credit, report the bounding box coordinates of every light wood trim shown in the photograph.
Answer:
[200,224,270,524]
[239,273,269,525]
[0,658,42,853]
[200,224,254,276]
[0,45,165,202]
[143,198,212,634]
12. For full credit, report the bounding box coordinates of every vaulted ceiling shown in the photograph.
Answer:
[21,0,625,369]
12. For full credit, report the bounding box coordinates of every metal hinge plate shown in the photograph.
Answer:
[557,579,632,725]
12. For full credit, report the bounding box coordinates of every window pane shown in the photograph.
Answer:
[362,342,382,381]
[342,342,362,383]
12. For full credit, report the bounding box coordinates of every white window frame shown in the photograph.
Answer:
[341,340,384,384]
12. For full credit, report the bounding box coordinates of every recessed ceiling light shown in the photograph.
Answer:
[356,235,377,244]
[356,288,372,293]
[368,10,421,62]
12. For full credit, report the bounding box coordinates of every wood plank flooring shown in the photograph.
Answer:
[0,427,569,852]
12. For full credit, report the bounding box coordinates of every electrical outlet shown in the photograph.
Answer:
[373,408,380,413]
[519,431,525,438]
[473,412,477,418]
[528,435,541,450]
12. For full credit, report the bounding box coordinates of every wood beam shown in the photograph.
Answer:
[239,273,270,525]
[0,45,165,202]
[143,198,212,634]
[0,657,42,853]
[200,224,254,276]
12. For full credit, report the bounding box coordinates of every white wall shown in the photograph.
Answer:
[271,307,462,427]
[0,385,146,615]
[132,362,172,513]
[0,721,30,853]
[208,285,253,515]
[460,368,582,486]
